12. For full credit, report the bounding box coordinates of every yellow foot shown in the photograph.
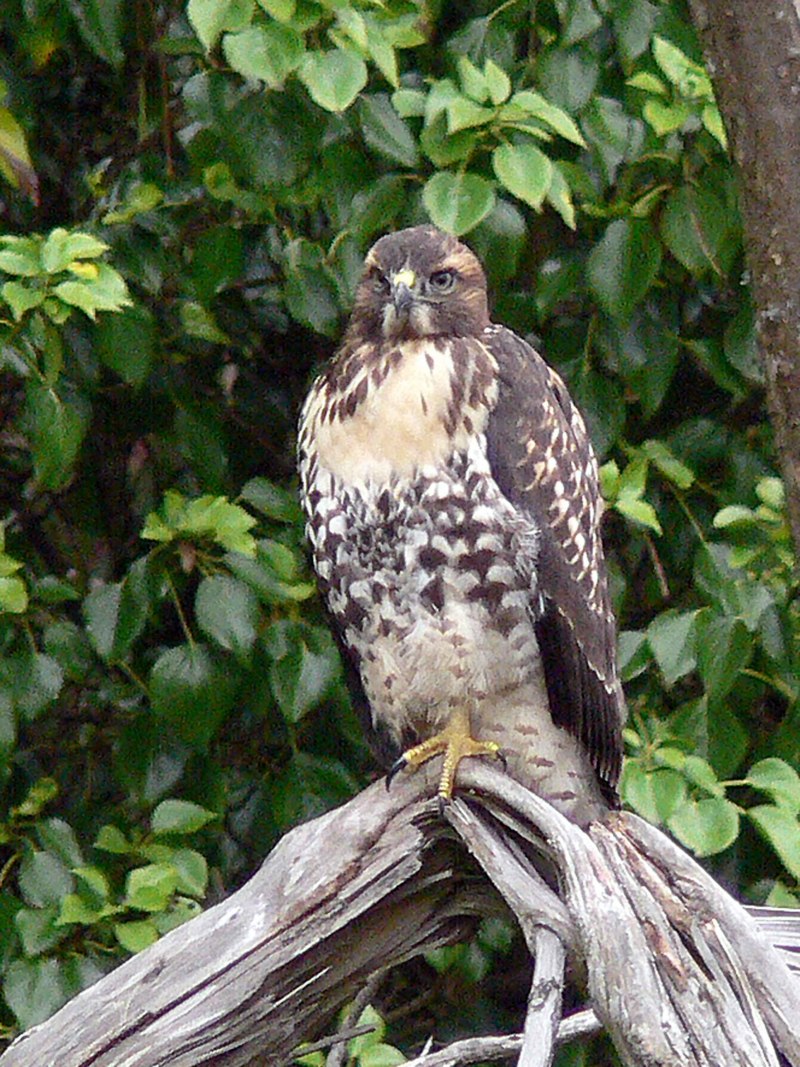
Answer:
[386,706,503,800]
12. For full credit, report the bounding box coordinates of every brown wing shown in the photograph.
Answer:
[483,324,625,802]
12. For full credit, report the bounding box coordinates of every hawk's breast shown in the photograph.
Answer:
[302,337,497,487]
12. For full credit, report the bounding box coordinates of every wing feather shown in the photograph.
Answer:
[483,324,625,802]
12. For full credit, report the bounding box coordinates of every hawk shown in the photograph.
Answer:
[297,225,624,825]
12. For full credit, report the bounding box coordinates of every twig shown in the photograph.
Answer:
[401,1009,601,1067]
[325,972,385,1067]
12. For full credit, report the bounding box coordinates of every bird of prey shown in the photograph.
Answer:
[297,225,625,825]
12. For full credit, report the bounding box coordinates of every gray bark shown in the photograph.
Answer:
[688,0,800,558]
[1,764,799,1067]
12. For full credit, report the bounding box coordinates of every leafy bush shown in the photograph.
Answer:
[0,0,797,1055]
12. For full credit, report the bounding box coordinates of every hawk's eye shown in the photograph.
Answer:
[428,269,456,293]
[370,271,390,295]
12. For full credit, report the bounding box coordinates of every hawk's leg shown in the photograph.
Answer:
[386,705,503,799]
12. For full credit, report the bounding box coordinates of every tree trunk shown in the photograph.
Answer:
[688,0,800,559]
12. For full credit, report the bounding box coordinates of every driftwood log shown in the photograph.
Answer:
[1,762,799,1067]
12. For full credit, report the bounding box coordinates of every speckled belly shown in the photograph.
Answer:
[307,448,539,734]
[306,448,607,824]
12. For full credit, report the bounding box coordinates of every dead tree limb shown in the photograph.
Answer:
[1,763,799,1067]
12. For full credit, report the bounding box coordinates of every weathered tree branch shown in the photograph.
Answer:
[1,763,798,1067]
[688,0,800,558]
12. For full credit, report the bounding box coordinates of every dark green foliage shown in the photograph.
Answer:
[0,0,797,1058]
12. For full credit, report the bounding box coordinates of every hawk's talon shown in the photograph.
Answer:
[391,707,503,802]
[386,756,407,791]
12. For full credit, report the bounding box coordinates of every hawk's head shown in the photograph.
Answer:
[347,225,490,342]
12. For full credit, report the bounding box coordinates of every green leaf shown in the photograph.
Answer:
[446,96,494,133]
[222,22,303,87]
[363,15,398,87]
[392,88,426,118]
[456,55,489,103]
[695,612,751,708]
[0,107,38,200]
[642,98,692,136]
[56,894,105,926]
[52,263,132,318]
[83,557,152,662]
[257,0,294,18]
[682,754,724,797]
[16,905,67,956]
[359,94,419,168]
[24,379,91,490]
[40,228,108,273]
[191,225,245,305]
[5,650,63,721]
[180,300,229,343]
[586,218,662,324]
[37,818,83,869]
[506,90,586,146]
[652,36,713,99]
[641,439,694,489]
[359,1045,407,1067]
[152,799,217,835]
[2,280,45,319]
[646,609,697,687]
[114,919,160,953]
[0,235,42,276]
[299,50,367,113]
[621,761,660,823]
[545,163,576,229]
[611,0,658,64]
[142,492,258,556]
[661,185,728,276]
[188,0,254,50]
[0,576,28,613]
[626,71,667,95]
[94,825,132,854]
[67,0,125,67]
[19,851,73,908]
[747,758,800,814]
[96,304,156,387]
[226,539,315,603]
[196,574,260,657]
[12,777,58,818]
[702,103,727,148]
[240,478,302,524]
[668,797,739,857]
[484,60,511,106]
[4,958,68,1029]
[422,172,496,236]
[266,621,341,723]
[724,296,761,384]
[614,494,661,533]
[748,805,800,880]
[171,848,209,896]
[283,238,341,337]
[492,143,552,211]
[617,630,650,681]
[150,643,237,748]
[124,863,179,912]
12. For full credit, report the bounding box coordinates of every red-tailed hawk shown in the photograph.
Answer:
[297,226,624,825]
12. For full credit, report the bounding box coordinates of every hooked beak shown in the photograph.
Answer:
[391,268,417,314]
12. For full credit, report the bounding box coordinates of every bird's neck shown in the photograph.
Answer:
[305,336,498,489]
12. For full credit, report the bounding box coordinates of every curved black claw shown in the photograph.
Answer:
[496,748,508,772]
[436,792,451,817]
[386,756,407,791]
